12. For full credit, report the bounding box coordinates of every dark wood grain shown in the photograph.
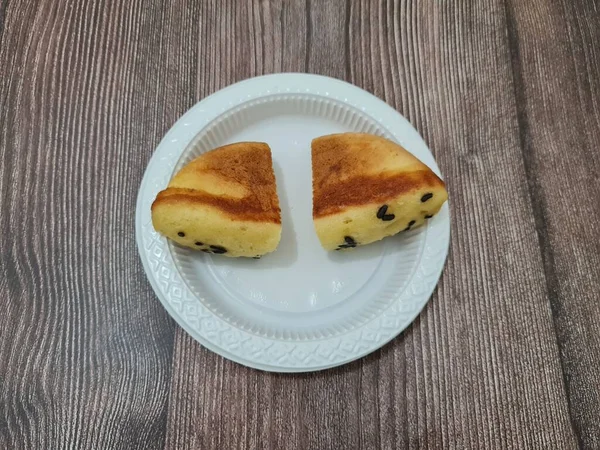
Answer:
[162,1,582,449]
[0,0,178,448]
[506,0,600,447]
[1,0,599,449]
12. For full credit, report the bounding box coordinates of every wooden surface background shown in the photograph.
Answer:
[1,0,599,448]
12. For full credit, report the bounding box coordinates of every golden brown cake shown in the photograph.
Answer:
[151,142,282,257]
[311,133,448,251]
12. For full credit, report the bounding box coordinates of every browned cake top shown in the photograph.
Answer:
[312,133,446,218]
[152,142,281,223]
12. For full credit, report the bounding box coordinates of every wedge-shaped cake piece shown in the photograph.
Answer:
[152,142,282,257]
[312,133,448,251]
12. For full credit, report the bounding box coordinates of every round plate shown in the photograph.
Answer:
[136,73,450,372]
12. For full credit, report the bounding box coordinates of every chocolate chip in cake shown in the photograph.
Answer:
[404,220,416,231]
[421,193,433,202]
[178,231,185,237]
[195,241,203,246]
[210,245,227,254]
[253,256,262,259]
[425,214,433,219]
[377,204,396,221]
[338,236,357,249]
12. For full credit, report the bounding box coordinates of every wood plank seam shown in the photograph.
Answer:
[344,0,351,80]
[0,0,8,49]
[304,0,311,72]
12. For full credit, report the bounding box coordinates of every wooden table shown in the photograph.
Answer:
[1,1,599,448]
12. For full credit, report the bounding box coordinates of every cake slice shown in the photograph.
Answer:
[151,142,282,257]
[311,133,448,251]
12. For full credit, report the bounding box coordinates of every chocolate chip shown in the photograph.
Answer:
[210,245,227,254]
[195,241,203,246]
[421,193,433,202]
[336,236,358,250]
[425,215,433,219]
[377,204,395,221]
[178,231,185,237]
[404,220,416,231]
[253,256,262,259]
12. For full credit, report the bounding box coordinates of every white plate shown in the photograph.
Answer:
[136,73,450,372]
